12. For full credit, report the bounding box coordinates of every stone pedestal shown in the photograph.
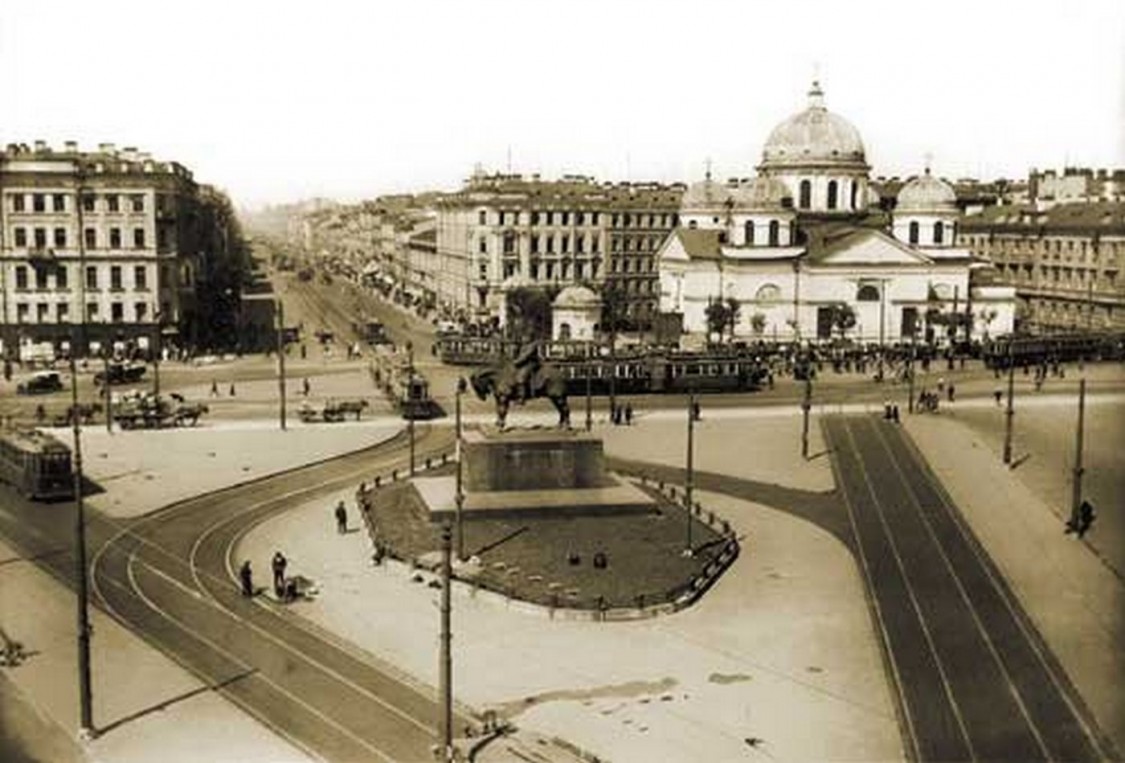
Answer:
[414,426,655,521]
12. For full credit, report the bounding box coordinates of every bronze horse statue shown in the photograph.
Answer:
[469,360,570,429]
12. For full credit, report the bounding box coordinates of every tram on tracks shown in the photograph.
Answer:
[371,347,441,420]
[981,331,1125,369]
[0,428,74,500]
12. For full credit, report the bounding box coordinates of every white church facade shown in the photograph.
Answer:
[658,82,1016,344]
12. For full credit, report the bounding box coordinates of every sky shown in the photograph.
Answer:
[2,1,1123,210]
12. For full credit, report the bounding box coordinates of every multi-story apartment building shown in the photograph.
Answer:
[1028,167,1125,208]
[434,172,683,329]
[1,141,244,357]
[958,202,1125,332]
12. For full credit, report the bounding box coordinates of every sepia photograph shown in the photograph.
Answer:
[1,1,1123,761]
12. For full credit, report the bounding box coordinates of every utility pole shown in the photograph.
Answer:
[878,279,887,382]
[276,299,286,431]
[152,315,162,397]
[907,335,916,414]
[455,377,466,561]
[407,341,415,476]
[801,374,812,459]
[1003,342,1015,465]
[69,347,95,738]
[684,390,695,556]
[438,522,454,760]
[584,359,592,432]
[102,336,112,435]
[1071,378,1086,522]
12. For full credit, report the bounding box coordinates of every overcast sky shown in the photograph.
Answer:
[3,1,1123,209]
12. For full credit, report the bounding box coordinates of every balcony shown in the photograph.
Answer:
[27,247,57,262]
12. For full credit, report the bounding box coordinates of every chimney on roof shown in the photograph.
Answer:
[98,142,116,154]
[121,146,138,161]
[64,140,78,153]
[34,139,48,152]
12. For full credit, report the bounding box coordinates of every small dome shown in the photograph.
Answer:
[553,284,601,309]
[897,169,957,213]
[730,176,791,210]
[681,175,733,212]
[760,82,866,169]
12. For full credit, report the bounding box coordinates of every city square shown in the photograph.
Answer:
[1,3,1124,762]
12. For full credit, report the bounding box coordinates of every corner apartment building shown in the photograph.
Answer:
[1029,167,1125,208]
[958,202,1125,332]
[0,141,203,356]
[434,172,682,328]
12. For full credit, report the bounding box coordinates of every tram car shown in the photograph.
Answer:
[0,429,74,500]
[555,351,769,396]
[981,332,1125,369]
[373,347,442,420]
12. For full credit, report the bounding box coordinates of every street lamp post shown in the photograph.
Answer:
[1071,377,1086,521]
[437,522,454,760]
[455,377,466,561]
[1003,342,1015,465]
[68,338,95,738]
[684,389,695,556]
[276,299,287,431]
[801,373,812,460]
[907,331,916,414]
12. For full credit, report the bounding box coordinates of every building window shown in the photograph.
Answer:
[744,220,754,246]
[36,303,49,323]
[592,212,599,225]
[16,304,28,323]
[157,228,168,250]
[33,194,45,212]
[11,194,24,212]
[53,194,66,212]
[134,266,148,290]
[576,235,584,254]
[34,228,47,249]
[561,235,569,253]
[82,194,95,212]
[498,210,505,226]
[909,221,920,245]
[530,235,540,254]
[131,194,144,212]
[57,303,69,322]
[134,228,146,249]
[769,220,780,247]
[57,266,68,290]
[478,210,487,225]
[851,182,859,209]
[546,235,554,254]
[86,266,98,290]
[530,211,540,225]
[111,266,123,291]
[54,227,67,248]
[591,235,600,254]
[135,303,147,322]
[478,262,488,281]
[86,302,98,320]
[13,228,27,247]
[575,211,584,225]
[111,302,124,322]
[856,283,881,301]
[110,228,122,248]
[85,228,96,249]
[827,180,838,210]
[561,211,569,226]
[799,180,811,209]
[933,221,944,245]
[106,195,119,213]
[15,266,28,290]
[35,268,48,290]
[502,232,516,255]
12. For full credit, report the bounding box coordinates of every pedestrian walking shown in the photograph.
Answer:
[210,379,219,397]
[692,401,702,422]
[993,388,1003,406]
[302,377,311,397]
[239,560,254,597]
[335,500,348,534]
[891,404,900,423]
[624,403,633,426]
[947,383,955,403]
[271,551,287,597]
[229,382,236,397]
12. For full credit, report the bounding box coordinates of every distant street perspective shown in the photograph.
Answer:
[3,4,1125,762]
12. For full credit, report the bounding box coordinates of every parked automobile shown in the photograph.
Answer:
[16,371,63,395]
[93,362,147,386]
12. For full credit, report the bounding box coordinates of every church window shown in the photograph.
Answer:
[768,220,780,247]
[755,284,781,302]
[799,180,811,209]
[850,182,858,209]
[909,221,920,245]
[933,221,944,245]
[688,220,698,229]
[856,284,881,302]
[744,220,754,246]
[827,180,838,210]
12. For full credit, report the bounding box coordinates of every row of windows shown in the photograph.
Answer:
[797,179,860,211]
[490,232,605,256]
[610,257,654,274]
[10,226,149,250]
[13,301,150,323]
[14,264,150,292]
[969,235,1121,263]
[494,259,604,282]
[478,209,678,229]
[907,221,954,246]
[8,193,146,214]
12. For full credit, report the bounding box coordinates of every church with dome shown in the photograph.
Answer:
[657,81,1016,343]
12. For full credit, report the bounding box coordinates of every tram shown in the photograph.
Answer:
[0,429,74,500]
[981,332,1125,369]
[371,347,441,420]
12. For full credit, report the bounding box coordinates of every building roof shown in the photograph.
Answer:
[553,284,601,308]
[681,176,732,212]
[670,228,725,260]
[760,82,867,170]
[803,225,933,266]
[959,201,1125,234]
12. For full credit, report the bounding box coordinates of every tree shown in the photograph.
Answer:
[828,303,857,341]
[705,298,731,341]
[725,297,742,342]
[750,312,767,337]
[505,287,554,342]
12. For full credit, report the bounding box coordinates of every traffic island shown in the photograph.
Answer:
[360,428,739,618]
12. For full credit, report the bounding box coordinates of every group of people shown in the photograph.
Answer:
[609,402,634,426]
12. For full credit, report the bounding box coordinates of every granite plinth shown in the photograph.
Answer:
[413,474,656,521]
[463,428,607,492]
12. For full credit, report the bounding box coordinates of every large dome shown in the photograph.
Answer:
[897,169,957,213]
[760,82,867,169]
[730,176,791,210]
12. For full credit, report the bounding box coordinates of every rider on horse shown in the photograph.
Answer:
[511,340,542,403]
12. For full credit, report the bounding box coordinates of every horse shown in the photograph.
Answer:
[469,364,570,429]
[333,399,369,421]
